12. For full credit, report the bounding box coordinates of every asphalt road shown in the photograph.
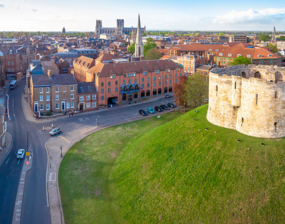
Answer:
[0,78,175,224]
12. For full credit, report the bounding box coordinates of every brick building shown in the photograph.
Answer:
[29,72,78,115]
[4,46,21,79]
[78,82,98,111]
[72,56,95,82]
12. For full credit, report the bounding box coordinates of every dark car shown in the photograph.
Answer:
[139,109,148,116]
[165,95,172,99]
[154,106,163,112]
[160,104,170,110]
[167,103,176,108]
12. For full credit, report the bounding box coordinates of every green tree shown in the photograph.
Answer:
[279,36,285,40]
[218,33,224,36]
[142,33,146,37]
[127,42,135,53]
[186,74,209,109]
[267,43,279,53]
[143,37,157,56]
[145,49,161,60]
[260,34,270,42]
[230,56,252,66]
[174,75,188,111]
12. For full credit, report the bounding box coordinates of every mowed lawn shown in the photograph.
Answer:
[59,105,285,224]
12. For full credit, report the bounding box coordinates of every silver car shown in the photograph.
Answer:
[17,149,25,159]
[49,127,62,136]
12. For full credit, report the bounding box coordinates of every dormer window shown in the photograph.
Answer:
[209,49,212,51]
[268,54,273,57]
[215,49,219,52]
[219,53,223,56]
[258,55,262,57]
[228,54,232,57]
[247,55,252,58]
[237,54,242,57]
[110,75,113,79]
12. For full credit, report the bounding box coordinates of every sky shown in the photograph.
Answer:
[0,0,285,32]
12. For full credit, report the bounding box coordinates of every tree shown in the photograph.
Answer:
[230,56,252,66]
[174,75,188,111]
[186,74,209,109]
[279,36,285,40]
[260,34,270,42]
[143,37,157,56]
[266,43,279,53]
[145,49,161,60]
[218,33,224,36]
[142,33,146,37]
[127,42,135,53]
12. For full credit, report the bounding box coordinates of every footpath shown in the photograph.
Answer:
[45,107,181,224]
[0,132,13,166]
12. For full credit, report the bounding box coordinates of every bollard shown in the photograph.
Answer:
[43,126,45,130]
[51,124,53,128]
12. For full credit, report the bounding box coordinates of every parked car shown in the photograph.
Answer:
[154,106,163,112]
[139,109,148,116]
[17,149,25,159]
[160,104,170,110]
[167,103,176,108]
[165,95,172,99]
[147,107,155,114]
[49,127,62,136]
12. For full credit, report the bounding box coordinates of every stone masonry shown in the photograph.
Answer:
[207,64,285,138]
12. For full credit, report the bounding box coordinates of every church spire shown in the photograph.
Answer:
[135,14,144,57]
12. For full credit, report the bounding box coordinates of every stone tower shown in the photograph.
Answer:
[96,20,102,35]
[134,14,144,57]
[272,26,276,43]
[62,27,66,34]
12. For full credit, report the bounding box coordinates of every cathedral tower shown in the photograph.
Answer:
[134,14,144,57]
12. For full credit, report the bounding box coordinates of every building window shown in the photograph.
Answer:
[180,73,181,76]
[142,78,144,82]
[170,80,172,84]
[110,75,113,79]
[147,77,149,81]
[165,75,167,79]
[46,87,50,93]
[92,102,96,108]
[143,71,145,75]
[92,94,96,100]
[56,103,59,109]
[115,87,118,92]
[159,76,161,80]
[256,94,258,105]
[159,81,161,86]
[46,104,50,110]
[40,87,43,93]
[71,102,74,108]
[115,81,118,85]
[40,95,43,101]
[101,96,104,100]
[86,103,90,108]
[108,82,111,86]
[40,104,43,110]
[170,75,172,78]
[275,91,278,99]
[142,84,144,88]
[67,103,70,109]
[123,80,125,85]
[101,82,104,87]
[175,74,177,77]
[86,95,90,100]
[175,79,177,83]
[71,94,74,99]
[154,77,156,81]
[56,94,59,100]
[101,89,104,93]
[165,80,167,85]
[71,86,74,91]
[147,83,149,87]
[55,86,59,92]
[154,82,156,86]
[114,75,116,79]
[46,95,50,101]
[80,96,84,101]
[108,88,111,92]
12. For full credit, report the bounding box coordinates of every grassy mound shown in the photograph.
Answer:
[59,105,285,224]
[110,105,285,223]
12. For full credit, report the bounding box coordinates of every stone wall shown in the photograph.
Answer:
[207,65,285,138]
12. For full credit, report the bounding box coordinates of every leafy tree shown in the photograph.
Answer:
[260,34,270,42]
[174,75,188,111]
[127,42,135,53]
[145,49,161,60]
[36,31,41,35]
[218,33,224,36]
[230,56,252,66]
[142,33,146,37]
[186,74,209,109]
[267,43,279,53]
[129,32,132,36]
[143,37,157,56]
[279,36,285,40]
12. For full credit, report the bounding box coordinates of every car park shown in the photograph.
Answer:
[160,104,170,110]
[167,103,176,108]
[17,149,25,159]
[165,95,172,99]
[154,106,163,112]
[139,109,148,116]
[49,127,62,136]
[147,107,155,114]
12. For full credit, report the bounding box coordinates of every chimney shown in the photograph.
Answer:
[47,70,52,79]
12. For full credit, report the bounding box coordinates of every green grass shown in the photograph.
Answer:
[59,105,285,224]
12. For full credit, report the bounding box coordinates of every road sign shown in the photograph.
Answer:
[26,152,30,156]
[25,161,30,165]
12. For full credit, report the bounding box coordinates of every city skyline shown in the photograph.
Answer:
[0,0,285,32]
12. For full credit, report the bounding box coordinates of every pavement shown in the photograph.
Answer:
[0,132,13,167]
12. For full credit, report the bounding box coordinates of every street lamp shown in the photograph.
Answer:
[96,118,97,126]
[60,145,62,158]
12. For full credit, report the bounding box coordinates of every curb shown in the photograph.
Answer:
[0,132,13,167]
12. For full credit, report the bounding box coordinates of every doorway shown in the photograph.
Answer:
[61,101,65,112]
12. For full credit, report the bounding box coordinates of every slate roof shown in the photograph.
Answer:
[78,82,97,94]
[32,73,77,86]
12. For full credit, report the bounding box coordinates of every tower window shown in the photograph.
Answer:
[216,85,218,91]
[275,91,278,99]
[235,82,236,89]
[256,94,258,105]
[274,122,277,132]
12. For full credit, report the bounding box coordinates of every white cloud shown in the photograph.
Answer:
[213,8,285,24]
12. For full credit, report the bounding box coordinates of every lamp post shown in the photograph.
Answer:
[96,118,97,127]
[60,145,62,158]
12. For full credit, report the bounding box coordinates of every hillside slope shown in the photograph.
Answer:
[110,105,285,223]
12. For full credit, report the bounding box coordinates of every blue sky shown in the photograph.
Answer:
[0,0,285,31]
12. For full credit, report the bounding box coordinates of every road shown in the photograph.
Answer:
[0,78,175,224]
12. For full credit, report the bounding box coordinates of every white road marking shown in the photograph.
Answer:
[5,157,10,164]
[10,160,15,169]
[49,173,56,181]
[17,160,20,165]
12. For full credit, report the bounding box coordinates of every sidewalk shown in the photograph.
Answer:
[45,107,181,224]
[0,132,13,166]
[22,91,173,124]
